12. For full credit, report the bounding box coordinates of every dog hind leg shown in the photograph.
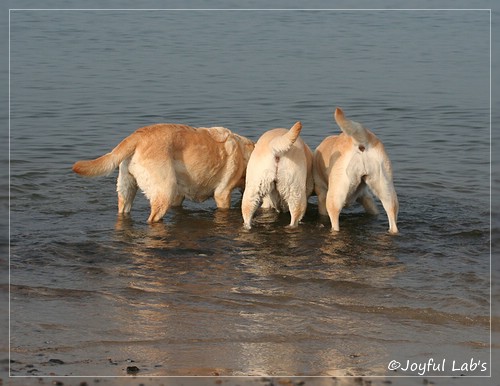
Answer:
[314,181,329,217]
[325,175,351,231]
[133,159,177,223]
[365,177,399,234]
[261,189,280,211]
[171,193,185,207]
[241,185,263,229]
[326,196,342,232]
[241,175,275,229]
[147,196,171,223]
[287,192,307,227]
[356,188,379,215]
[117,159,137,214]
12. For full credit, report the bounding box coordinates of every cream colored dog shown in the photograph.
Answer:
[241,122,314,229]
[313,108,399,233]
[73,124,254,223]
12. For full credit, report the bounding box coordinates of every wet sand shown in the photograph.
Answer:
[2,272,500,386]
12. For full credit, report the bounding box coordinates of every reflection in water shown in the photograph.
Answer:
[104,206,405,375]
[10,191,490,376]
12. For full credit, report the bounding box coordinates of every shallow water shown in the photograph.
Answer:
[8,8,490,377]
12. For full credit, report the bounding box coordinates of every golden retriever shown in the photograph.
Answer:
[313,108,399,233]
[241,122,314,229]
[73,124,254,223]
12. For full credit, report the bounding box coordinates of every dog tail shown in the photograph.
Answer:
[72,134,137,177]
[270,121,302,157]
[334,107,369,146]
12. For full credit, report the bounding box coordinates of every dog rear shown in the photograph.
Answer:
[313,108,399,233]
[269,121,302,156]
[242,122,313,229]
[333,107,371,149]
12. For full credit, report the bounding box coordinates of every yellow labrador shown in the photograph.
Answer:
[73,124,254,223]
[241,122,314,229]
[313,108,399,233]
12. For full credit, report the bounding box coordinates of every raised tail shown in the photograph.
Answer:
[270,121,302,157]
[334,107,369,146]
[72,134,137,177]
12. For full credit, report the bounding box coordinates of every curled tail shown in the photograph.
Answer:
[270,121,302,156]
[334,107,369,146]
[72,134,137,177]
